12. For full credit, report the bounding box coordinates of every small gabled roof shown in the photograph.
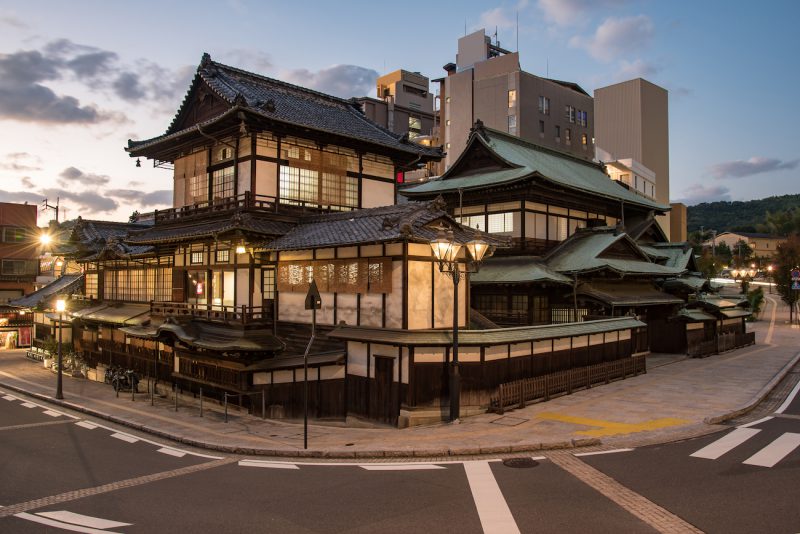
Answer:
[125,211,294,245]
[68,218,152,259]
[9,274,84,309]
[401,124,668,212]
[128,54,441,162]
[471,256,571,285]
[544,227,684,276]
[578,282,683,307]
[261,200,507,251]
[648,243,697,271]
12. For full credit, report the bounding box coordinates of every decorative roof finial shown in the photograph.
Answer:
[200,52,212,67]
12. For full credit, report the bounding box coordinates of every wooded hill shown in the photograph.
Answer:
[686,194,800,233]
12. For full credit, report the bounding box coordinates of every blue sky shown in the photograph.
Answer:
[1,0,798,222]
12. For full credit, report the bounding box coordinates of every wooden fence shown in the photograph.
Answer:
[688,331,755,358]
[490,353,647,414]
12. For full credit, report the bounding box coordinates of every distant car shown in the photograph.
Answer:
[720,268,732,278]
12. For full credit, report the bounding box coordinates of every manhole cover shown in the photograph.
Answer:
[503,457,539,468]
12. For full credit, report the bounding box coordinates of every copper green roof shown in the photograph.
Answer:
[471,256,571,285]
[401,126,668,212]
[329,316,645,346]
[578,282,683,307]
[675,309,717,322]
[545,228,684,276]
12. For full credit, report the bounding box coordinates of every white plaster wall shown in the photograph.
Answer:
[401,347,410,384]
[320,365,345,380]
[252,268,263,308]
[174,177,186,208]
[573,335,588,348]
[407,261,432,329]
[336,293,357,326]
[414,347,445,363]
[253,372,268,385]
[606,331,619,342]
[362,179,394,208]
[348,341,368,377]
[360,244,382,257]
[485,345,508,361]
[618,330,631,341]
[278,292,306,322]
[337,247,358,259]
[408,243,431,257]
[385,243,402,256]
[255,160,276,198]
[510,342,532,357]
[359,294,382,327]
[384,261,403,328]
[554,338,571,351]
[272,369,294,384]
[318,292,335,324]
[235,268,249,307]
[238,161,251,194]
[590,334,605,346]
[459,347,480,362]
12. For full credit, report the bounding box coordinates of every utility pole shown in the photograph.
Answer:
[42,197,59,223]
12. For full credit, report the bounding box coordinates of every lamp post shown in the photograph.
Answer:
[55,298,66,400]
[430,228,491,422]
[767,265,774,294]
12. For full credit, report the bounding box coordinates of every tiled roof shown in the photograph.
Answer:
[471,256,571,285]
[401,125,667,211]
[578,282,683,307]
[128,54,441,160]
[545,227,684,276]
[121,319,285,353]
[261,200,508,251]
[68,218,153,258]
[329,316,646,346]
[648,243,695,271]
[125,211,295,245]
[8,274,84,309]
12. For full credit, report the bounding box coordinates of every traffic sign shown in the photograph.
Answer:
[792,269,800,281]
[793,281,800,291]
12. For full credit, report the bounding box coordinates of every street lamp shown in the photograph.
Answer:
[767,265,774,293]
[55,298,66,400]
[430,228,492,422]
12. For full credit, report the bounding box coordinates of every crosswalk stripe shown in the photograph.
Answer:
[157,448,187,458]
[238,460,299,469]
[75,421,98,430]
[463,461,520,534]
[360,464,445,471]
[20,402,36,408]
[42,410,63,418]
[743,433,800,468]
[2,395,17,401]
[110,432,139,443]
[690,427,761,460]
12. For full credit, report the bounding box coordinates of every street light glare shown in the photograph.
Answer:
[40,233,52,245]
[55,299,66,312]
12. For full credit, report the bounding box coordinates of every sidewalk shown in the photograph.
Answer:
[1,294,797,459]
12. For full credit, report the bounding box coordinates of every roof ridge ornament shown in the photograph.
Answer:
[470,119,487,140]
[200,52,212,68]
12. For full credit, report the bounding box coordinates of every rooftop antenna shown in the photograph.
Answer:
[464,19,467,36]
[516,11,519,51]
[42,197,59,223]
[494,26,498,47]
[546,58,549,78]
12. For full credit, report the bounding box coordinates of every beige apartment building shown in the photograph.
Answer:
[356,70,435,141]
[594,78,672,238]
[437,29,594,172]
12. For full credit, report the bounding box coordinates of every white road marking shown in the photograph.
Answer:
[360,464,445,470]
[690,428,761,460]
[20,402,36,408]
[110,432,139,443]
[14,512,126,533]
[2,395,17,401]
[743,433,800,468]
[87,421,222,459]
[157,447,187,458]
[43,410,63,417]
[238,459,299,469]
[740,416,774,428]
[764,296,778,345]
[776,378,800,414]
[75,421,98,430]
[463,461,520,534]
[36,510,132,529]
[574,448,634,457]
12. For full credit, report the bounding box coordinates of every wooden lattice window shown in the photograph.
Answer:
[277,258,391,294]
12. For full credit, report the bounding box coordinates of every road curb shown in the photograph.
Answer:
[0,379,606,458]
[703,350,800,425]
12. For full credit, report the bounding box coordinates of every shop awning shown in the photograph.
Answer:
[244,351,345,371]
[120,320,285,353]
[578,283,683,307]
[72,304,150,326]
[721,309,751,319]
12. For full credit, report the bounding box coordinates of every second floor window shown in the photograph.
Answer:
[211,166,234,200]
[538,96,550,115]
[508,89,516,108]
[189,174,208,204]
[508,115,517,135]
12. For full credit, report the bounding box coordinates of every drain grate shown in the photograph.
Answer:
[503,457,539,468]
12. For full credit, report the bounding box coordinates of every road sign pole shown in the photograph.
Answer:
[303,280,321,450]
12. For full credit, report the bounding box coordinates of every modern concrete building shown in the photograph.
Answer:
[594,78,671,238]
[670,203,688,243]
[356,70,435,141]
[437,29,594,172]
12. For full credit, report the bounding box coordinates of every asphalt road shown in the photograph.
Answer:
[2,385,800,533]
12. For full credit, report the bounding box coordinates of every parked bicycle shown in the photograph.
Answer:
[111,368,139,393]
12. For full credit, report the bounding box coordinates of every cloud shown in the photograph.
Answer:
[710,157,800,180]
[113,71,147,101]
[282,65,379,98]
[0,12,26,29]
[221,49,273,74]
[58,166,111,187]
[40,187,118,213]
[0,189,42,204]
[616,58,661,80]
[537,0,630,26]
[478,7,517,31]
[569,15,654,62]
[20,177,34,189]
[107,189,172,207]
[674,184,731,205]
[0,152,42,171]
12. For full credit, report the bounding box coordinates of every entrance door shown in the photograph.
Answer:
[373,357,395,425]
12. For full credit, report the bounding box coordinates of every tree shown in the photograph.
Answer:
[715,242,733,267]
[758,208,800,237]
[733,239,753,267]
[773,235,800,324]
[747,286,765,320]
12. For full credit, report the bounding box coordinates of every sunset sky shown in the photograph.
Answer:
[1,0,798,222]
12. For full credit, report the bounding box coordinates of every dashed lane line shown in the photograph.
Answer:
[157,448,187,458]
[76,420,222,460]
[110,432,139,444]
[0,457,238,519]
[548,451,703,534]
[359,464,445,471]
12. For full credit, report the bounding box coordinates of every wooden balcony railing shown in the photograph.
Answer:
[150,301,273,325]
[145,191,356,224]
